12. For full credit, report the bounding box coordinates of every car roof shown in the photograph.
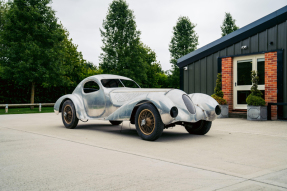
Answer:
[90,74,133,81]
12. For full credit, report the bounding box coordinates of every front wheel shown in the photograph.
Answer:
[184,120,212,135]
[61,100,79,129]
[135,103,164,141]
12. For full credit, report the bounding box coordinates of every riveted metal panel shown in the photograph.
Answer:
[242,38,250,54]
[250,34,259,52]
[206,55,214,95]
[234,42,242,55]
[200,58,207,94]
[259,30,267,51]
[188,63,195,94]
[227,45,234,56]
[194,61,201,93]
[267,26,277,51]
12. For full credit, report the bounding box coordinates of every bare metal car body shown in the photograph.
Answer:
[54,74,220,127]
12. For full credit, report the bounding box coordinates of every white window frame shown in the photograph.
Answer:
[233,54,265,109]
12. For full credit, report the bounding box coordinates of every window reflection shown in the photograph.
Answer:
[257,58,265,85]
[237,60,252,85]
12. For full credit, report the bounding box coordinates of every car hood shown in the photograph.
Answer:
[109,88,173,106]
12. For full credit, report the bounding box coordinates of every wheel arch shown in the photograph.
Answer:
[59,98,71,112]
[130,100,158,124]
[54,94,87,120]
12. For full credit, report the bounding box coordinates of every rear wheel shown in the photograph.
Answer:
[109,121,123,125]
[184,120,212,135]
[135,103,164,141]
[62,100,79,129]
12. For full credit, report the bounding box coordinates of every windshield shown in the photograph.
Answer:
[120,79,140,88]
[101,79,140,88]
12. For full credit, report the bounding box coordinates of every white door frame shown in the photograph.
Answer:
[233,54,265,109]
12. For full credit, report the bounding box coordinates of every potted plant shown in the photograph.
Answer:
[246,71,267,120]
[211,73,228,118]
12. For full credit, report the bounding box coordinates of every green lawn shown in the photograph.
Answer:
[0,107,54,115]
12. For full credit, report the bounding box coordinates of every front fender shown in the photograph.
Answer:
[189,93,219,121]
[54,94,87,121]
[106,92,176,124]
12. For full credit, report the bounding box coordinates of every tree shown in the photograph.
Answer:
[221,12,239,37]
[211,73,227,105]
[137,43,163,88]
[60,27,91,92]
[169,16,198,89]
[99,0,153,86]
[0,0,66,108]
[246,71,265,106]
[0,0,8,30]
[56,26,104,94]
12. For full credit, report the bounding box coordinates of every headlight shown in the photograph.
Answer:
[182,94,196,114]
[170,106,178,118]
[215,105,221,115]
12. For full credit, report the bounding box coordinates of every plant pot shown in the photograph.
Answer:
[217,105,229,118]
[247,105,267,121]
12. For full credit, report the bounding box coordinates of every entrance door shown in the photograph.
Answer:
[233,54,265,109]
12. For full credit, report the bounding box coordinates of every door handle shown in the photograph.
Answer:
[235,82,237,87]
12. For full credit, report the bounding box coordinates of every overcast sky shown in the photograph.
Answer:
[52,0,287,71]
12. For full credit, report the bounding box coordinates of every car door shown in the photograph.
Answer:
[82,80,106,118]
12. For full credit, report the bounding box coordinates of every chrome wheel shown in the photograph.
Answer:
[138,109,155,135]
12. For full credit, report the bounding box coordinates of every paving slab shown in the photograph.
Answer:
[0,113,286,190]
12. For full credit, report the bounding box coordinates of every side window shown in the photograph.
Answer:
[83,81,100,93]
[101,79,124,88]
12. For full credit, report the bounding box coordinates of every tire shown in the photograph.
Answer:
[109,120,123,125]
[61,100,79,129]
[135,103,164,141]
[184,120,212,135]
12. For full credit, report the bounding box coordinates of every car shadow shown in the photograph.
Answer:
[70,122,211,142]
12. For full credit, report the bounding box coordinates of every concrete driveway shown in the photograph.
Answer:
[0,113,287,191]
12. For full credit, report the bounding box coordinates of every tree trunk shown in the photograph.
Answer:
[30,82,35,109]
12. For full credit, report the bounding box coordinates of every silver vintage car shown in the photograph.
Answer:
[54,74,221,141]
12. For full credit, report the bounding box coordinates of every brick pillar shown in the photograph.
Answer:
[222,57,233,112]
[265,52,277,120]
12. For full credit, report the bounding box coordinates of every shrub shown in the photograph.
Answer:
[211,73,227,105]
[246,95,265,106]
[246,70,266,106]
[211,94,227,105]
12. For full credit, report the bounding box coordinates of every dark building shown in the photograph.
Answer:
[177,5,287,119]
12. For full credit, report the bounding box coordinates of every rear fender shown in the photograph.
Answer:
[54,94,87,120]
